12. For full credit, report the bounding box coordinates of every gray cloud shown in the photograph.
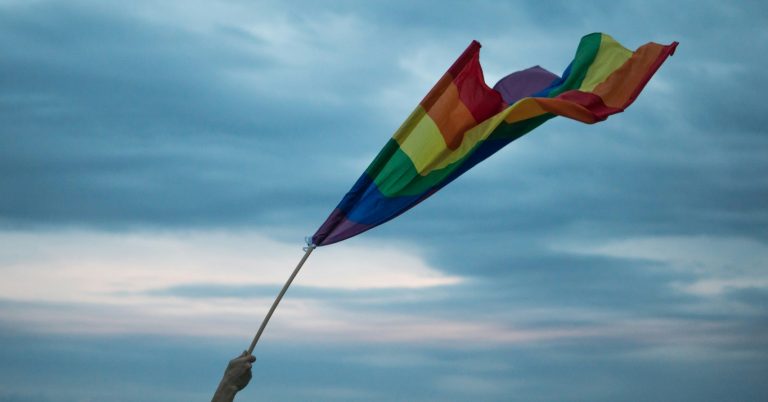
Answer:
[2,0,766,242]
[1,324,766,402]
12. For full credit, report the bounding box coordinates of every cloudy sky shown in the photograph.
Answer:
[1,1,767,401]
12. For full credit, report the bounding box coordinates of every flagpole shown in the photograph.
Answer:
[247,244,316,354]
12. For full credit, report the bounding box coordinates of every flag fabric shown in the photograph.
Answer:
[312,33,678,247]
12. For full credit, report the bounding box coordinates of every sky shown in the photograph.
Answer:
[1,0,767,401]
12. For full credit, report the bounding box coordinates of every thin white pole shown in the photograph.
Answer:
[247,245,315,354]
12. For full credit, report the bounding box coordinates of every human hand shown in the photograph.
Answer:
[212,351,256,402]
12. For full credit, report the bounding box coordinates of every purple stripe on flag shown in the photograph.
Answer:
[312,209,377,246]
[493,66,560,105]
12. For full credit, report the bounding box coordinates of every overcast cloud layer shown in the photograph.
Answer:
[1,1,767,401]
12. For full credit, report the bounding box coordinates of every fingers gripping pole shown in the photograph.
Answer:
[247,244,316,354]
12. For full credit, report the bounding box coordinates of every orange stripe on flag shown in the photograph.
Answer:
[425,82,478,149]
[592,43,666,108]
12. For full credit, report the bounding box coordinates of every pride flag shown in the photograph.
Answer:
[312,33,677,246]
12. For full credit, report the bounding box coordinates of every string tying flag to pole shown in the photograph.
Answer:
[248,33,678,351]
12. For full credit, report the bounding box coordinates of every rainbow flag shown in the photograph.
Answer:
[312,33,677,246]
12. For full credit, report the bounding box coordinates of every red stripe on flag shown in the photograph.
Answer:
[453,50,505,124]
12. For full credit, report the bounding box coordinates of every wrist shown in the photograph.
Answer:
[212,382,238,402]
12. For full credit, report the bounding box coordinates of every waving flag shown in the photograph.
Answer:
[312,33,678,246]
[250,33,679,353]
